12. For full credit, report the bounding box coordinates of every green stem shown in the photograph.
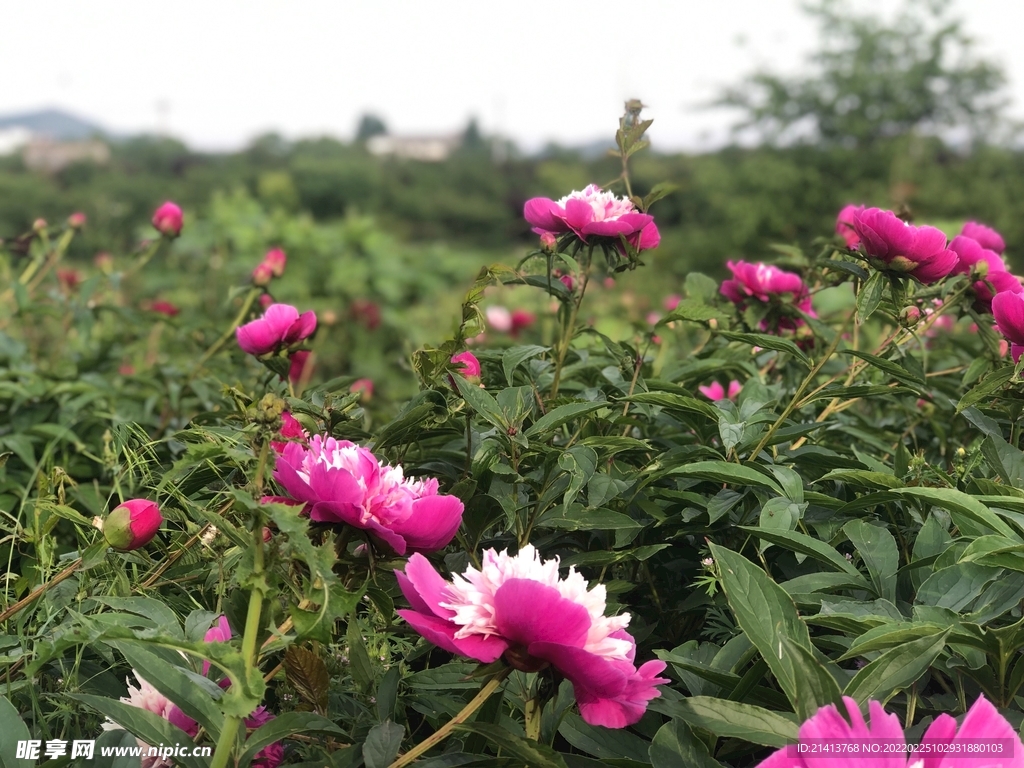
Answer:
[550,252,592,400]
[191,286,261,378]
[209,716,243,768]
[388,668,511,768]
[524,697,542,741]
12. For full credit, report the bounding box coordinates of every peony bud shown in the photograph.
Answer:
[900,306,922,328]
[559,274,576,292]
[33,218,48,233]
[103,499,163,551]
[67,212,87,229]
[450,351,482,386]
[262,527,273,543]
[252,261,273,286]
[540,232,557,251]
[151,202,183,238]
[259,293,274,309]
[263,248,286,277]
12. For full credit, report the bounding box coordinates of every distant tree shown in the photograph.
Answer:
[460,118,486,152]
[355,114,388,142]
[717,0,1007,147]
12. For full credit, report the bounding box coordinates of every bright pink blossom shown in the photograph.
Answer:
[511,309,536,335]
[699,381,742,401]
[236,303,317,356]
[273,436,464,555]
[721,261,815,332]
[148,300,180,317]
[851,208,957,283]
[151,202,183,238]
[524,185,660,251]
[103,499,162,551]
[756,694,1023,768]
[949,235,1023,305]
[396,545,669,728]
[559,274,577,292]
[836,204,862,248]
[271,412,308,453]
[961,221,1006,254]
[451,351,481,383]
[993,290,1024,362]
[259,294,274,309]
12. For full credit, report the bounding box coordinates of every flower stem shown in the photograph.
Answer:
[191,286,261,378]
[524,697,542,741]
[388,667,511,768]
[0,558,80,624]
[209,717,243,768]
[550,250,592,400]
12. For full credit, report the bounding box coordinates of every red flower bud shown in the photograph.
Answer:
[103,499,163,551]
[263,248,287,277]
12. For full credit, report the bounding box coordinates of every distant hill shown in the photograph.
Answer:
[0,109,109,141]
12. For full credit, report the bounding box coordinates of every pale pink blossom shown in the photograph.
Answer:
[486,306,513,332]
[663,294,682,311]
[397,545,668,728]
[524,185,660,251]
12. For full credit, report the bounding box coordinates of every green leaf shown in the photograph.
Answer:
[818,470,902,490]
[737,527,865,580]
[69,695,208,768]
[843,630,950,705]
[649,720,724,768]
[957,367,1014,413]
[347,620,375,693]
[668,696,797,748]
[526,402,606,439]
[455,375,507,430]
[916,563,999,611]
[537,505,642,532]
[718,331,810,366]
[710,544,836,719]
[896,487,1020,540]
[558,445,598,508]
[662,300,730,325]
[362,721,406,768]
[844,520,899,603]
[108,640,224,740]
[240,712,346,768]
[0,695,32,768]
[622,391,719,420]
[840,350,925,389]
[775,636,844,720]
[856,271,885,323]
[502,345,548,386]
[453,723,568,768]
[668,461,783,494]
[558,712,651,762]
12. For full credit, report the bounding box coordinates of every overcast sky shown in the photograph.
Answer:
[2,0,1023,152]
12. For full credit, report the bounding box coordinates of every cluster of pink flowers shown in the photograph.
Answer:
[109,617,282,768]
[396,545,669,728]
[720,260,815,333]
[252,248,287,286]
[270,434,464,555]
[758,694,1022,768]
[524,185,660,253]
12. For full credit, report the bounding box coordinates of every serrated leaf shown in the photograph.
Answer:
[284,645,330,715]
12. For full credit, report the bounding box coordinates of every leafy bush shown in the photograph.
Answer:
[5,106,1024,768]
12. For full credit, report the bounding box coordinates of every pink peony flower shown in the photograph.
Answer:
[396,545,669,728]
[835,204,863,248]
[67,212,87,229]
[151,202,183,238]
[993,290,1024,362]
[755,694,1023,768]
[104,670,199,768]
[949,235,1022,305]
[350,378,374,402]
[487,306,513,332]
[961,221,1006,255]
[287,350,314,388]
[272,436,464,555]
[263,248,287,277]
[721,261,815,333]
[271,411,308,453]
[148,300,180,317]
[451,351,481,384]
[699,381,742,401]
[236,303,317,356]
[510,309,536,336]
[252,261,274,286]
[524,185,660,251]
[851,208,957,284]
[103,499,162,551]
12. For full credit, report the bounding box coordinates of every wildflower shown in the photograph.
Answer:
[754,694,1022,767]
[235,303,316,356]
[151,202,183,238]
[272,436,464,555]
[835,204,862,248]
[524,185,660,252]
[851,207,957,284]
[396,545,668,728]
[961,220,1006,254]
[698,381,742,401]
[102,500,162,551]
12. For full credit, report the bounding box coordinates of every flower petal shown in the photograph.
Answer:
[397,553,457,620]
[391,494,464,553]
[492,579,591,648]
[396,609,508,662]
[523,198,568,233]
